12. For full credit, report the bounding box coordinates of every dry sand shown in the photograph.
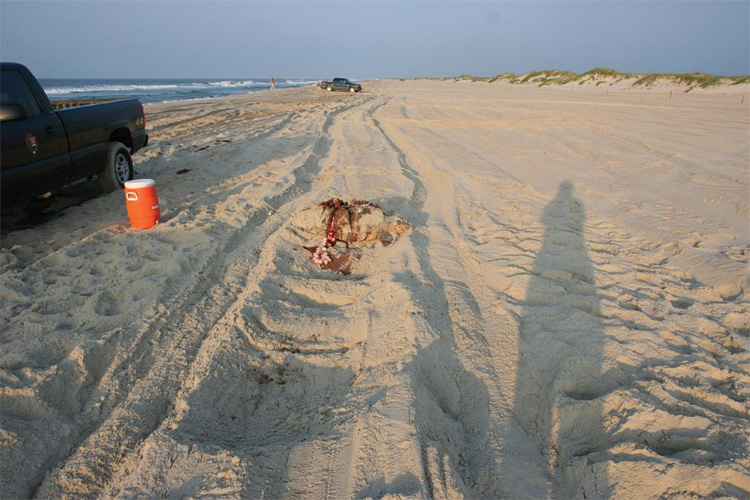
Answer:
[1,79,749,499]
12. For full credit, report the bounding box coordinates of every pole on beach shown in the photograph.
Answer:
[670,91,672,100]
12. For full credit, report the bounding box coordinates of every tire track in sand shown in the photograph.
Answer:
[370,99,552,497]
[32,98,363,498]
[94,95,387,499]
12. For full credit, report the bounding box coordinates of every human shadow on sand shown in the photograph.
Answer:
[390,237,504,497]
[513,181,608,498]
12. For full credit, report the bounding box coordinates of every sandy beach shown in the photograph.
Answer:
[1,79,749,499]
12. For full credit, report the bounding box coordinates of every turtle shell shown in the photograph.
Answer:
[291,198,408,247]
[346,203,386,244]
[290,205,335,239]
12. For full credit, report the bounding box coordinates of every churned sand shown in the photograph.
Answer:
[1,79,749,499]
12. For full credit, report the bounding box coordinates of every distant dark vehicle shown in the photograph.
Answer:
[0,62,148,206]
[319,78,362,93]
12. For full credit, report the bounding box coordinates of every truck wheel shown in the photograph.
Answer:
[99,141,133,192]
[349,87,356,93]
[326,86,333,92]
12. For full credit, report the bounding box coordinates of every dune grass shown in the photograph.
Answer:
[455,74,493,83]
[452,68,749,89]
[488,72,520,83]
[581,67,636,79]
[634,73,722,88]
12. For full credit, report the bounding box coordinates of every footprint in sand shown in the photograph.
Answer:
[668,295,694,310]
[724,312,750,337]
[715,283,744,301]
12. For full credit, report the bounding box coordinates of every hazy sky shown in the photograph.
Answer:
[1,1,748,79]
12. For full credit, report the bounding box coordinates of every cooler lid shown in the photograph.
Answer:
[124,179,156,189]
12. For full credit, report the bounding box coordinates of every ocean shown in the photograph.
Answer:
[38,78,319,105]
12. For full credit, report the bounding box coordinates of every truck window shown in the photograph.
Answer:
[0,70,43,117]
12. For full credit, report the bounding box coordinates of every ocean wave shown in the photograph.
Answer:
[43,80,269,95]
[205,80,258,87]
[284,80,318,86]
[41,77,319,104]
[44,84,185,95]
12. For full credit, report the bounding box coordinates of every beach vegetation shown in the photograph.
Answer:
[488,73,520,83]
[443,68,749,90]
[520,70,545,84]
[456,74,492,83]
[633,72,726,89]
[519,70,580,86]
[581,67,636,79]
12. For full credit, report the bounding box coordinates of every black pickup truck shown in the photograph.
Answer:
[319,78,362,93]
[0,63,148,206]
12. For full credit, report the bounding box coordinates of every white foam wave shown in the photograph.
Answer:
[43,80,267,95]
[44,84,185,95]
[206,80,258,87]
[284,80,318,86]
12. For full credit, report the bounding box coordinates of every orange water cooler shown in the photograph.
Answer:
[124,179,160,229]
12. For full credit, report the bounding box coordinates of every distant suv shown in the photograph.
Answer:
[319,78,362,93]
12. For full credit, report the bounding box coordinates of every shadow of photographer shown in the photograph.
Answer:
[514,181,609,497]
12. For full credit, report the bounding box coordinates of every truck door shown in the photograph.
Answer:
[0,69,70,204]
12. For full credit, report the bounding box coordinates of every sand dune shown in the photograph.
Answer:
[1,80,748,499]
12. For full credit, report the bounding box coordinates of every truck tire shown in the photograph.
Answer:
[326,86,333,91]
[99,141,133,192]
[349,87,356,93]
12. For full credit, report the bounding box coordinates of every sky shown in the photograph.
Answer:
[1,1,748,79]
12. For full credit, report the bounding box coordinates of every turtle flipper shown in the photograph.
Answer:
[380,231,394,247]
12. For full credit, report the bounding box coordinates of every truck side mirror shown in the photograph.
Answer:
[0,103,28,122]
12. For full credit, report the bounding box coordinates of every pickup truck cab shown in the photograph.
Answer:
[320,78,362,93]
[0,63,148,206]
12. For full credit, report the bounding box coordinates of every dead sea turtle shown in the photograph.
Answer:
[291,198,411,273]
